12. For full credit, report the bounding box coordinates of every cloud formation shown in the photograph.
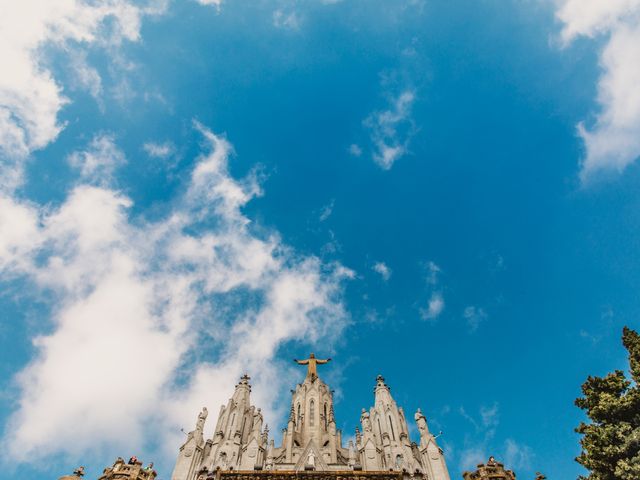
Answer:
[420,291,444,321]
[143,141,175,159]
[0,0,165,191]
[364,90,416,170]
[463,306,487,333]
[372,262,392,281]
[556,0,640,181]
[68,133,126,182]
[0,125,351,465]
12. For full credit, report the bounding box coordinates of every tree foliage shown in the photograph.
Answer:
[575,327,640,479]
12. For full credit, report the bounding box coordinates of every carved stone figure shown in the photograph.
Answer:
[293,353,331,379]
[361,409,372,432]
[197,407,208,432]
[307,451,316,467]
[252,408,263,436]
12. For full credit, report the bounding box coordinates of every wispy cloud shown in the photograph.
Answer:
[68,133,126,182]
[273,9,302,30]
[0,1,166,192]
[456,403,533,473]
[463,306,488,333]
[372,261,392,281]
[504,438,533,472]
[319,199,335,222]
[364,89,417,170]
[420,291,444,321]
[348,144,362,157]
[143,141,175,159]
[556,0,640,182]
[425,260,441,285]
[419,261,444,321]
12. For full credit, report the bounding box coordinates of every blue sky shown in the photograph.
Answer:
[1,1,640,479]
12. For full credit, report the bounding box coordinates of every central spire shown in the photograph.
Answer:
[293,353,331,380]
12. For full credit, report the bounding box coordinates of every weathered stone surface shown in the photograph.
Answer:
[172,357,450,480]
[462,457,515,480]
[98,457,157,480]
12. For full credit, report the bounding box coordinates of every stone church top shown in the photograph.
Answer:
[171,356,451,480]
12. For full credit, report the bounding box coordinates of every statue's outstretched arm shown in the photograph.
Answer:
[316,358,332,364]
[294,359,309,365]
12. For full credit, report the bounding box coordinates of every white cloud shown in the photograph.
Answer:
[556,1,640,181]
[372,261,392,281]
[0,125,351,466]
[425,260,441,285]
[273,9,302,30]
[456,403,533,473]
[364,89,416,170]
[459,447,486,472]
[319,199,335,222]
[479,403,499,429]
[504,439,533,472]
[0,0,165,191]
[420,291,444,321]
[68,133,126,181]
[463,306,487,333]
[143,141,175,159]
[195,0,223,7]
[348,144,362,157]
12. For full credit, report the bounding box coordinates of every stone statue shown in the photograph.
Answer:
[534,473,546,480]
[307,451,316,467]
[219,452,228,469]
[197,407,208,432]
[415,408,430,439]
[294,353,331,379]
[360,408,372,432]
[73,466,85,477]
[252,408,263,436]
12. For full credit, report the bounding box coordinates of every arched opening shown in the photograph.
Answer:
[310,400,315,426]
[323,403,328,429]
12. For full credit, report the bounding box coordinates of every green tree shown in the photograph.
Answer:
[575,327,640,479]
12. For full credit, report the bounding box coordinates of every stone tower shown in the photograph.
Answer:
[172,356,451,480]
[357,375,449,480]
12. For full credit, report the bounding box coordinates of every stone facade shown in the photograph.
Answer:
[172,356,450,480]
[462,457,515,480]
[98,458,158,480]
[58,458,157,480]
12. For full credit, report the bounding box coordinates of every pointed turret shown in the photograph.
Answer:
[415,407,450,480]
[172,408,208,480]
[279,353,346,469]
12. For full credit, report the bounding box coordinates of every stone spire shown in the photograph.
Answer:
[170,360,452,480]
[281,354,344,468]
